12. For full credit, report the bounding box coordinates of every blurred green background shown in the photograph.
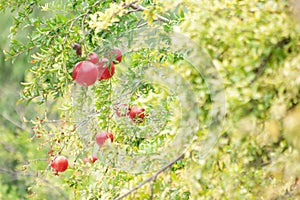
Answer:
[0,12,41,199]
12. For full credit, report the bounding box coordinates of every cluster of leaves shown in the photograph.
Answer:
[3,0,180,104]
[179,0,300,199]
[3,0,300,199]
[2,0,197,199]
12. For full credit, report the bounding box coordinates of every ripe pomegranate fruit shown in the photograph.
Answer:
[96,131,114,147]
[129,106,145,123]
[51,156,68,173]
[83,156,98,164]
[91,156,98,163]
[96,131,107,146]
[88,52,99,64]
[72,61,98,86]
[107,133,114,142]
[111,47,122,63]
[96,58,115,80]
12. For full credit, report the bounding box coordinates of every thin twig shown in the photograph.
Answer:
[137,22,148,28]
[114,151,185,200]
[11,45,36,58]
[0,168,35,180]
[1,112,25,130]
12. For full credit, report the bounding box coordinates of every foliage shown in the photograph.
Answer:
[0,11,46,199]
[1,0,300,199]
[180,0,300,199]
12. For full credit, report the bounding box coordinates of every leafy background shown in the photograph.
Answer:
[1,0,300,199]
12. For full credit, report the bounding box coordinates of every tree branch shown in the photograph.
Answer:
[129,4,170,23]
[149,177,156,200]
[113,151,185,200]
[113,0,170,23]
[251,37,291,84]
